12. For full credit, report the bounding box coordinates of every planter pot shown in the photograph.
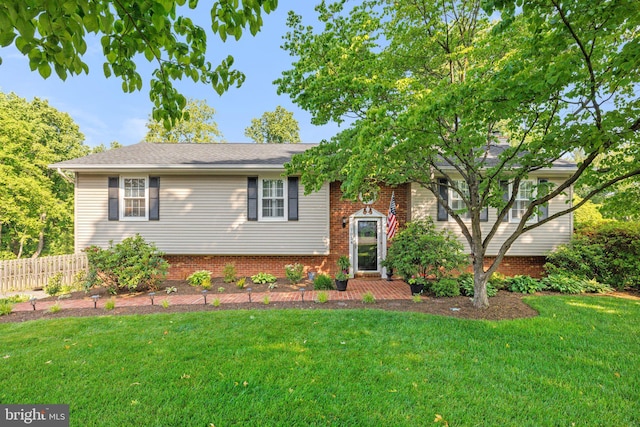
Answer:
[335,279,348,291]
[409,283,424,295]
[386,268,394,281]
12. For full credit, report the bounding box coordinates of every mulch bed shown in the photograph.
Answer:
[1,278,542,323]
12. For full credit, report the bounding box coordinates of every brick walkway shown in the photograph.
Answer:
[12,279,413,312]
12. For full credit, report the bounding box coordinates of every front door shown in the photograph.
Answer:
[355,219,380,272]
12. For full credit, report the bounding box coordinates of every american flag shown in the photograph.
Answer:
[387,191,398,240]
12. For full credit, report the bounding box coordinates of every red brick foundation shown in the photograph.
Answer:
[164,255,331,280]
[165,254,547,280]
[483,256,547,278]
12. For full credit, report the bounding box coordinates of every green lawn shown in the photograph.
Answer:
[1,295,639,426]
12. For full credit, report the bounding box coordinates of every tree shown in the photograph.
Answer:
[144,98,223,143]
[0,0,278,127]
[92,141,123,153]
[0,92,90,258]
[244,105,301,143]
[276,0,640,308]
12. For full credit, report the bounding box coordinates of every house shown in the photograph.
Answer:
[50,142,575,279]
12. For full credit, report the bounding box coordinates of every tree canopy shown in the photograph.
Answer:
[144,98,223,143]
[244,105,301,143]
[0,0,278,127]
[276,0,640,308]
[0,92,90,259]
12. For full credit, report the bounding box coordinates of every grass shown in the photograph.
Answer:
[0,295,639,426]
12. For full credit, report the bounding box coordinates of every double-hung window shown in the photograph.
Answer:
[109,176,159,222]
[450,180,471,220]
[437,178,488,222]
[510,181,534,222]
[123,178,147,219]
[261,178,285,219]
[247,176,299,222]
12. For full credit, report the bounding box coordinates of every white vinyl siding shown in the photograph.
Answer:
[411,179,572,256]
[75,174,330,255]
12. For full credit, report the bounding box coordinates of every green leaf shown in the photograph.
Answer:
[38,62,52,79]
[0,31,16,47]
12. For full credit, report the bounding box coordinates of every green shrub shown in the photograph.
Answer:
[545,221,640,290]
[362,292,376,304]
[48,302,62,313]
[542,274,586,294]
[1,294,29,304]
[488,272,509,290]
[161,299,170,308]
[316,291,329,303]
[251,272,277,285]
[104,299,116,310]
[45,272,63,296]
[383,218,468,281]
[223,263,237,283]
[85,234,169,293]
[0,300,13,316]
[284,263,304,284]
[583,279,614,294]
[432,277,461,297]
[542,273,614,294]
[187,270,212,289]
[212,298,221,307]
[313,274,334,290]
[507,275,546,294]
[459,273,498,297]
[236,277,246,289]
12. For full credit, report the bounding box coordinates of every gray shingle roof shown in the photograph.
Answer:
[50,141,576,172]
[50,142,317,170]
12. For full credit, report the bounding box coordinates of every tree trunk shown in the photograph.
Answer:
[31,213,46,258]
[472,255,489,309]
[17,239,23,259]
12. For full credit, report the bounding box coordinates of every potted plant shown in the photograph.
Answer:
[407,275,426,295]
[381,258,394,281]
[337,255,350,274]
[335,271,349,291]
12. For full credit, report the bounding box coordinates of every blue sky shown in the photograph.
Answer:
[0,2,343,147]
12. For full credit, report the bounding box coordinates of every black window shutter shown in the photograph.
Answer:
[247,177,258,221]
[149,177,160,221]
[538,178,549,220]
[500,180,509,222]
[437,178,449,221]
[480,206,489,222]
[108,177,119,221]
[288,177,299,221]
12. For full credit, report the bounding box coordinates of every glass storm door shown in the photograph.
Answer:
[356,219,379,272]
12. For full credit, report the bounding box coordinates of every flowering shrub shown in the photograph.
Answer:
[384,218,468,281]
[284,263,304,284]
[85,234,168,292]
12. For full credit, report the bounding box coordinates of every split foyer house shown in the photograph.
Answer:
[50,142,575,279]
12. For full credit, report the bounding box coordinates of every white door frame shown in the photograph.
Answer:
[348,208,387,277]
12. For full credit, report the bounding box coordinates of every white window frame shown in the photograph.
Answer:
[120,176,149,221]
[449,180,471,221]
[510,180,536,223]
[258,176,287,222]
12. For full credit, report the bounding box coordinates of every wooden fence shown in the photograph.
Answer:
[0,254,88,293]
